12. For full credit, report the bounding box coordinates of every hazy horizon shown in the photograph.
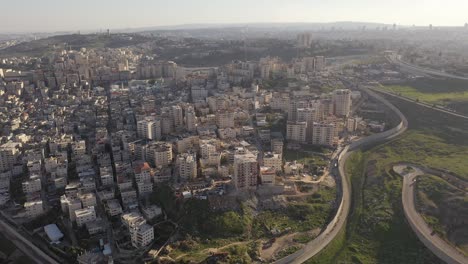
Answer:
[2,0,468,33]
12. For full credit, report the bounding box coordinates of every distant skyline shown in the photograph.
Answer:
[2,0,468,33]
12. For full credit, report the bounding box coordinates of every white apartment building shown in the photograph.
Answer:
[101,174,114,186]
[75,206,97,227]
[200,143,216,159]
[25,199,44,218]
[286,121,307,143]
[131,223,154,248]
[22,175,42,194]
[122,212,146,228]
[260,167,276,185]
[146,142,172,168]
[271,138,284,157]
[137,181,153,196]
[0,142,21,172]
[134,162,151,183]
[312,122,336,147]
[106,199,123,217]
[172,105,184,128]
[263,152,282,172]
[216,111,235,128]
[137,118,162,140]
[332,89,352,117]
[297,107,320,141]
[121,212,155,248]
[233,153,259,190]
[73,140,86,156]
[176,153,197,180]
[288,100,309,121]
[346,117,362,133]
[60,195,83,221]
[185,109,197,132]
[79,192,97,208]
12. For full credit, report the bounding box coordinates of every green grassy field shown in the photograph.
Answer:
[380,78,468,114]
[309,91,468,264]
[283,149,329,168]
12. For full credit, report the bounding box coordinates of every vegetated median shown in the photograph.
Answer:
[309,91,468,263]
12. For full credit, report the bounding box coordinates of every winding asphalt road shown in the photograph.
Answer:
[274,86,408,264]
[394,165,468,264]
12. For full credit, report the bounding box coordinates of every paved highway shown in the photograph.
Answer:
[0,217,60,264]
[394,165,468,264]
[387,56,468,81]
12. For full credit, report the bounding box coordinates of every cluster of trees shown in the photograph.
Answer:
[180,199,250,237]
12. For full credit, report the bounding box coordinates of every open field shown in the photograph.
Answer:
[381,78,468,114]
[310,91,468,263]
[283,149,329,168]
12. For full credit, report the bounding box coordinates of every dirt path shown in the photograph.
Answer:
[201,241,247,254]
[260,233,299,260]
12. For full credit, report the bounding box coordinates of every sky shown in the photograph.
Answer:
[1,0,468,32]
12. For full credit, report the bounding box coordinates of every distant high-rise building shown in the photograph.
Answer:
[297,33,312,48]
[185,108,197,132]
[332,89,352,117]
[314,56,326,71]
[171,105,184,128]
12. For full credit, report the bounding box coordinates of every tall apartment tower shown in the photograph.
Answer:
[176,153,197,180]
[312,122,336,146]
[286,121,307,143]
[297,33,312,48]
[172,105,184,129]
[332,89,352,117]
[233,153,259,190]
[137,119,161,140]
[184,107,197,132]
[297,107,320,142]
[0,142,21,172]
